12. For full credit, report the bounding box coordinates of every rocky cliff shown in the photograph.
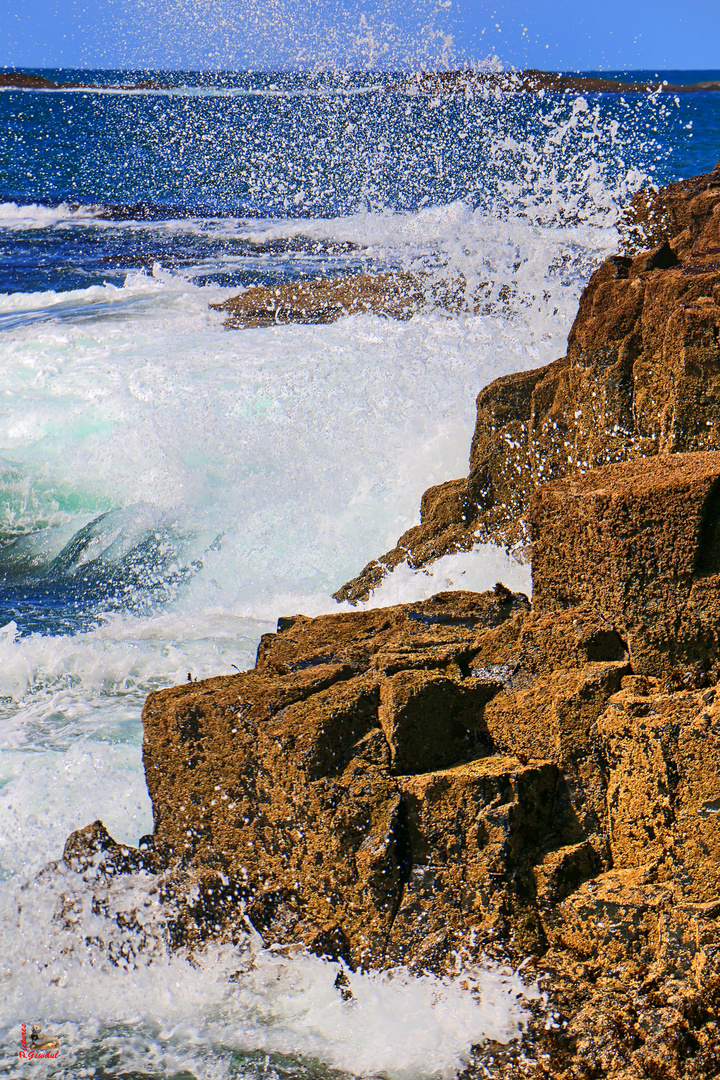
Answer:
[53,168,720,1078]
[59,448,720,1077]
[336,162,720,603]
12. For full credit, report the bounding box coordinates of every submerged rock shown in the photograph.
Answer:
[336,161,720,602]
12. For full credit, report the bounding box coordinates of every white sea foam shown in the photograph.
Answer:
[0,866,539,1078]
[0,200,102,230]
[0,740,151,877]
[0,609,264,720]
[0,264,211,317]
[0,202,600,789]
[0,263,569,584]
[364,546,531,609]
[0,82,386,100]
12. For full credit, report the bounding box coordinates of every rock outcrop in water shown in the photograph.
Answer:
[336,162,720,603]
[0,71,60,89]
[211,271,423,328]
[0,71,183,91]
[409,69,720,96]
[5,68,718,95]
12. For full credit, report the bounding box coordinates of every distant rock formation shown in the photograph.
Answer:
[4,68,718,95]
[335,161,720,603]
[0,72,60,89]
[0,71,174,92]
[409,69,720,96]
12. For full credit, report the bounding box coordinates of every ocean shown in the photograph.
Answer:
[0,68,718,1078]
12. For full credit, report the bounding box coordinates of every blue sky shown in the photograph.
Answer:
[2,0,719,71]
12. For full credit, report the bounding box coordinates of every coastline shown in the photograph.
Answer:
[2,66,720,1080]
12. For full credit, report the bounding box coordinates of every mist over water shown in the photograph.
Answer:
[1,64,719,1077]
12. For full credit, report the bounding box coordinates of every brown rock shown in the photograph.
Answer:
[62,818,156,876]
[53,591,719,1076]
[388,754,580,963]
[464,200,720,543]
[377,668,497,774]
[21,820,243,971]
[0,71,60,89]
[257,585,528,675]
[408,70,720,97]
[125,494,717,976]
[211,271,424,328]
[140,588,533,968]
[620,160,720,253]
[483,660,629,854]
[121,455,720,1075]
[593,684,720,900]
[529,450,720,674]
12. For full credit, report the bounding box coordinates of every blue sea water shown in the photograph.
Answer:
[1,69,718,294]
[0,68,717,1079]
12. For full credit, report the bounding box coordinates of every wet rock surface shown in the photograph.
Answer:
[531,450,720,675]
[337,162,720,602]
[139,586,537,967]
